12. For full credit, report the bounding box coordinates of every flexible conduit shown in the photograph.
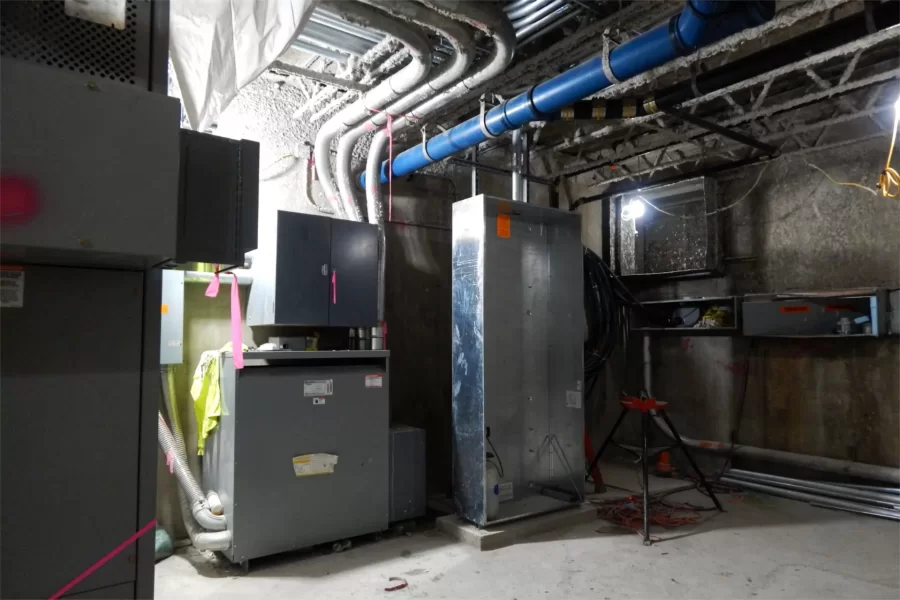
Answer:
[159,368,231,551]
[361,0,775,186]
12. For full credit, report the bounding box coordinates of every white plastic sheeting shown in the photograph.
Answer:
[170,0,319,130]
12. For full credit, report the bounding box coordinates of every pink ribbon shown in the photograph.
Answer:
[331,270,337,304]
[48,519,157,600]
[204,264,220,298]
[230,273,243,369]
[205,266,243,369]
[165,450,175,474]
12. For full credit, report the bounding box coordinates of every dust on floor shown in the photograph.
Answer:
[156,486,900,599]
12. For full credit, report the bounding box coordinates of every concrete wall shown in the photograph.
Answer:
[579,137,900,472]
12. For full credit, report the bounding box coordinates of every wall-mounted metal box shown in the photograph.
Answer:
[247,211,378,327]
[390,426,426,522]
[176,131,259,265]
[203,351,390,565]
[743,288,890,337]
[452,195,583,527]
[160,270,185,365]
[611,177,721,279]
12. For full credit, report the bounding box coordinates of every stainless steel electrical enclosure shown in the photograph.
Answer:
[204,351,390,564]
[452,195,584,527]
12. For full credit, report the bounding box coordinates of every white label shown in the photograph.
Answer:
[293,453,338,477]
[566,390,582,409]
[312,397,326,405]
[365,374,383,389]
[167,340,182,347]
[576,380,582,392]
[65,0,127,30]
[304,379,333,396]
[497,481,514,503]
[1,269,24,308]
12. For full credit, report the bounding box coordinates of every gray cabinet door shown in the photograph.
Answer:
[329,218,378,327]
[1,266,142,599]
[275,211,332,325]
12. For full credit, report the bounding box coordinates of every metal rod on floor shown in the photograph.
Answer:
[726,470,900,509]
[719,477,900,521]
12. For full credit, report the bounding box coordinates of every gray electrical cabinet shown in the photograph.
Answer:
[248,211,378,327]
[203,351,390,565]
[1,266,159,599]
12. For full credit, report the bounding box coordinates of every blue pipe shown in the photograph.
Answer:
[361,0,773,186]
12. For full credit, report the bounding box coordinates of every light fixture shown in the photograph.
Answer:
[621,197,646,221]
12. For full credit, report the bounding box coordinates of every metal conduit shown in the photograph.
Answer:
[516,5,573,40]
[506,0,556,21]
[511,0,567,30]
[362,0,776,186]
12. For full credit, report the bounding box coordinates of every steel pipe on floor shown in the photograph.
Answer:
[719,476,900,521]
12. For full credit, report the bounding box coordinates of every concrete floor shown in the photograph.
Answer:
[156,482,900,599]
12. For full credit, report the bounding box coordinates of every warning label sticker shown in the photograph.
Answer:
[304,379,333,396]
[365,374,383,389]
[496,214,511,238]
[292,453,338,477]
[565,390,582,409]
[497,481,514,502]
[1,267,24,308]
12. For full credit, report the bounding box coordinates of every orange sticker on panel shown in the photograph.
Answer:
[497,214,511,238]
[161,304,169,314]
[780,305,810,314]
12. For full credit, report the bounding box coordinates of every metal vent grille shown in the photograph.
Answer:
[0,0,139,85]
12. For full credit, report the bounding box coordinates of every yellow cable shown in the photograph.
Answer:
[879,111,900,198]
[804,162,877,196]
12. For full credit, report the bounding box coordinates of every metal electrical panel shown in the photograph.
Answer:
[247,211,378,327]
[0,266,159,599]
[0,58,181,268]
[204,351,390,564]
[452,195,584,527]
[390,426,427,522]
[0,0,169,93]
[160,270,185,364]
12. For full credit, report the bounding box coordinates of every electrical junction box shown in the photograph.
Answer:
[160,270,185,365]
[743,288,890,337]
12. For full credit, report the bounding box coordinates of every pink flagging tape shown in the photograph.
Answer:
[48,519,157,600]
[230,274,244,369]
[205,268,243,369]
[204,264,220,298]
[165,450,175,474]
[331,271,337,304]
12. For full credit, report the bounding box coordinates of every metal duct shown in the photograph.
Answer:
[361,0,775,186]
[314,1,433,217]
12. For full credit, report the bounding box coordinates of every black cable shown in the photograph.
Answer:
[487,435,504,478]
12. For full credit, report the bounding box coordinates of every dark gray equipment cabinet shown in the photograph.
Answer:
[177,131,259,265]
[203,351,390,564]
[248,211,378,327]
[390,426,427,522]
[1,266,159,600]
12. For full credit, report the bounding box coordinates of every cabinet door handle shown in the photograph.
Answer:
[331,270,337,304]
